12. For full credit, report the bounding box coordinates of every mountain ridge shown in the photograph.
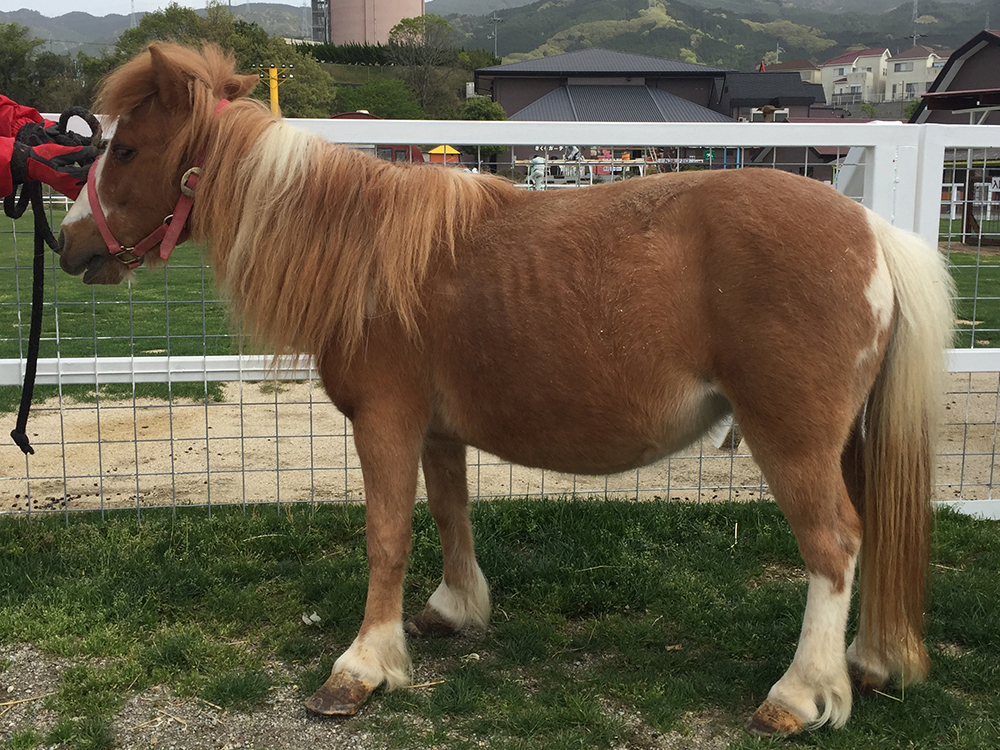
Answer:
[2,0,994,70]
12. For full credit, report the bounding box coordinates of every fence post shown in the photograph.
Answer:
[915,124,947,250]
[862,125,921,232]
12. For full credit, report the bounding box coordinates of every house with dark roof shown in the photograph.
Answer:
[722,72,826,121]
[764,59,821,85]
[820,47,890,105]
[474,48,733,122]
[508,85,732,123]
[911,30,1000,125]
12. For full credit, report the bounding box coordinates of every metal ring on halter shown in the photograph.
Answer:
[115,248,140,265]
[180,167,202,198]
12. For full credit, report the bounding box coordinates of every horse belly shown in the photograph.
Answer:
[468,379,727,475]
[425,183,727,474]
[430,333,730,476]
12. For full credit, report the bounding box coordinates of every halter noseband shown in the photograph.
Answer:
[88,99,229,270]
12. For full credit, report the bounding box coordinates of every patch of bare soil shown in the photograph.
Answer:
[1,643,745,750]
[1,372,996,514]
[0,643,383,749]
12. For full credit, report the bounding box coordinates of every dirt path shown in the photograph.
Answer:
[1,372,996,513]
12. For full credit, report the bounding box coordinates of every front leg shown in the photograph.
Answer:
[305,405,425,716]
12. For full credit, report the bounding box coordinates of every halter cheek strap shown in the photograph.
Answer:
[89,99,229,269]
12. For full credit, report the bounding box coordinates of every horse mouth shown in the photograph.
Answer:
[61,251,127,285]
[82,260,106,284]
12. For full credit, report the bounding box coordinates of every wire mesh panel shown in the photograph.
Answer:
[1,121,998,517]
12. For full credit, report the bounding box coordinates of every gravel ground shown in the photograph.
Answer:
[0,642,740,750]
[0,644,383,750]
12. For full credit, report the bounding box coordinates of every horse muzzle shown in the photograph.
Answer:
[57,223,130,285]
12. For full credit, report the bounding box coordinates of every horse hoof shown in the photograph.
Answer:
[404,607,460,638]
[848,662,889,693]
[304,671,377,716]
[746,700,806,737]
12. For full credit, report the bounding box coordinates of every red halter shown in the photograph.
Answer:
[88,100,229,269]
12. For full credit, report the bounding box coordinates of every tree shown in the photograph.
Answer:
[387,15,459,114]
[457,96,507,161]
[109,2,337,118]
[335,79,426,119]
[455,48,501,72]
[112,2,207,62]
[0,23,45,106]
[387,15,456,68]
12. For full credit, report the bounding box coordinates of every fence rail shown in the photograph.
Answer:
[3,120,999,518]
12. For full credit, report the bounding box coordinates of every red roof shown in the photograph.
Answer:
[823,48,889,66]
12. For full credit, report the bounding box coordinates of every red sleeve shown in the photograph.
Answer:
[0,135,14,197]
[0,95,44,138]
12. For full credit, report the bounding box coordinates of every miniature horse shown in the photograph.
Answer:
[56,43,954,735]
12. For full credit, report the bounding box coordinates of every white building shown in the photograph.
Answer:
[885,45,950,101]
[820,47,890,104]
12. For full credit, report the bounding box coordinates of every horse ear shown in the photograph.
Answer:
[223,74,260,101]
[148,43,194,113]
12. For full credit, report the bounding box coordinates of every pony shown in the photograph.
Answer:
[56,43,955,735]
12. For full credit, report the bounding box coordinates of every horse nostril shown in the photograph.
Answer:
[55,230,65,255]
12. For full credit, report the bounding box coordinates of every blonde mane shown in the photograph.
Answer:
[98,42,518,359]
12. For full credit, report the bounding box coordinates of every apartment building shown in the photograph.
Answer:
[820,48,890,105]
[885,45,950,101]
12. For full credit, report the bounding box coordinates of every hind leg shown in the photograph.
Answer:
[405,436,490,637]
[746,450,862,736]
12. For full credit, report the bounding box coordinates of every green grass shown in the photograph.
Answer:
[0,500,998,749]
[946,251,1000,348]
[940,217,1000,244]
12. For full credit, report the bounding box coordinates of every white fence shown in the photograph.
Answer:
[2,120,999,517]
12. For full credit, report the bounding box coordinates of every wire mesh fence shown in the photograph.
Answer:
[2,121,998,517]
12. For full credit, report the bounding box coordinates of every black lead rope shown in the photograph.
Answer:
[4,181,57,455]
[4,106,100,456]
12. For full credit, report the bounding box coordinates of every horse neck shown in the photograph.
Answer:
[188,103,515,360]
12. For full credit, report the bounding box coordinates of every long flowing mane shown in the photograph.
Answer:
[97,43,519,359]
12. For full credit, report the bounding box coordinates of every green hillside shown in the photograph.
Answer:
[448,0,999,70]
[3,0,997,72]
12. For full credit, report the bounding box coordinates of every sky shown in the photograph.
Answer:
[0,0,264,18]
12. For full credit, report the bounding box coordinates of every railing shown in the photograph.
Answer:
[2,120,999,517]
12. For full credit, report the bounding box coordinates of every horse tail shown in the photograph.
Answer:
[855,211,954,683]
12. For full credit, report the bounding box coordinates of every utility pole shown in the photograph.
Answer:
[251,63,294,117]
[487,14,504,58]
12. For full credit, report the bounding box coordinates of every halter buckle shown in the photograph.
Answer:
[180,167,202,198]
[115,248,140,265]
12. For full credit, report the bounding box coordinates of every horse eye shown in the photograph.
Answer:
[111,144,137,163]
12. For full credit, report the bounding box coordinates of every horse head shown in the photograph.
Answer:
[57,43,257,284]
